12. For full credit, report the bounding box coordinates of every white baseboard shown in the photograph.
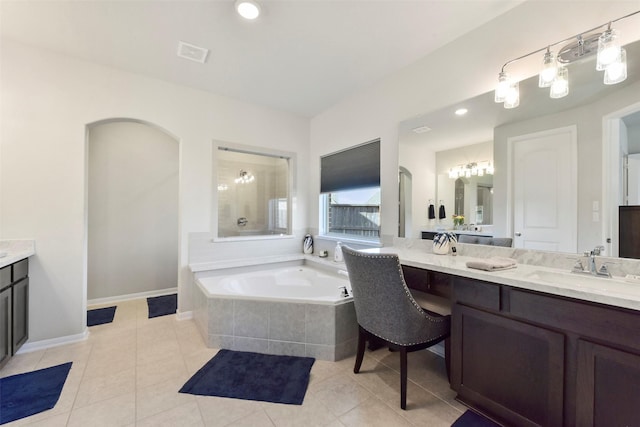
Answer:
[17,329,90,354]
[87,287,178,306]
[176,310,193,321]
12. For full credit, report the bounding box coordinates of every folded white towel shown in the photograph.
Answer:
[466,256,517,271]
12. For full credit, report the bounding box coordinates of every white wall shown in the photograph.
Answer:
[0,40,309,343]
[88,120,179,300]
[398,143,436,239]
[308,2,640,246]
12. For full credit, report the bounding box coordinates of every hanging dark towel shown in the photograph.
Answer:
[428,204,436,219]
[439,205,446,219]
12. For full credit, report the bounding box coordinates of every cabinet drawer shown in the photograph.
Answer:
[0,266,10,289]
[452,277,500,311]
[510,289,640,352]
[12,259,28,282]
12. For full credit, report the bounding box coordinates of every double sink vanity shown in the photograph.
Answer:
[367,240,640,427]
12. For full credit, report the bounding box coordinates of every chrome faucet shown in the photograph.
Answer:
[574,245,611,277]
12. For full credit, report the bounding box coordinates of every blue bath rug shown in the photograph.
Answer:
[179,349,315,405]
[147,293,177,318]
[0,362,72,425]
[451,410,502,427]
[87,306,117,326]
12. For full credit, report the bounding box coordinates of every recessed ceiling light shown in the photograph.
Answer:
[412,125,432,134]
[235,0,261,20]
[455,108,468,116]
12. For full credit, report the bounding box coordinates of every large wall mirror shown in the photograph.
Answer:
[398,39,640,258]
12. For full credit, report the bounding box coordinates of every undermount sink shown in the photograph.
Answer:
[523,270,640,297]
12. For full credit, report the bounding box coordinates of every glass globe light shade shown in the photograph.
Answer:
[539,50,558,88]
[597,29,621,71]
[504,81,520,109]
[550,67,569,99]
[604,48,627,85]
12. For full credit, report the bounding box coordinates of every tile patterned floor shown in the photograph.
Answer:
[0,298,466,426]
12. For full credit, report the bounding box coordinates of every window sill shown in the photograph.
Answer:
[315,234,382,248]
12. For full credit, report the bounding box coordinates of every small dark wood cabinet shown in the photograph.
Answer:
[0,258,29,369]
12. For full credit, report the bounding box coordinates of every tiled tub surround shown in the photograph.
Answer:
[192,263,358,361]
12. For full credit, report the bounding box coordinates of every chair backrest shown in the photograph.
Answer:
[341,246,449,346]
[457,235,513,247]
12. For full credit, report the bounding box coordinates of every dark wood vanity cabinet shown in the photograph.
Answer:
[0,258,29,369]
[448,275,640,427]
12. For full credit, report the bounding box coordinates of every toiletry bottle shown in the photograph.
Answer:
[303,234,313,254]
[334,242,343,262]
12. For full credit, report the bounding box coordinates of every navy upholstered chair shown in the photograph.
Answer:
[341,246,451,410]
[457,235,513,247]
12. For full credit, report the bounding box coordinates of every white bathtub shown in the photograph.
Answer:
[193,264,358,361]
[197,266,352,304]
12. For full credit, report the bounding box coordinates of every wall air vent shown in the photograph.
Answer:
[177,41,209,64]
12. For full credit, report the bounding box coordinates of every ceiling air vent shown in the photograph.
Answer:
[412,125,432,134]
[177,41,209,64]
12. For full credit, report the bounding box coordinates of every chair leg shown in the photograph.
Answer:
[400,347,408,410]
[353,326,367,374]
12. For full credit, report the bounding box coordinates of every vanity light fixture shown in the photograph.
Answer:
[235,0,261,20]
[494,10,639,108]
[448,161,494,179]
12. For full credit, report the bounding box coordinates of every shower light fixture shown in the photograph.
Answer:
[235,170,255,184]
[494,10,638,109]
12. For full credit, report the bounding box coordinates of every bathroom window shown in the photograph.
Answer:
[319,139,381,241]
[216,145,292,238]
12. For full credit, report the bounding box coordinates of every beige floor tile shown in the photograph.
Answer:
[136,337,182,365]
[196,396,266,427]
[339,397,413,427]
[135,401,204,427]
[386,386,463,426]
[308,373,374,417]
[73,367,136,409]
[136,353,188,388]
[67,392,136,427]
[3,411,71,427]
[136,372,195,420]
[262,396,338,427]
[83,346,136,379]
[308,359,349,387]
[182,348,219,376]
[226,409,276,427]
[0,350,45,377]
[37,341,93,368]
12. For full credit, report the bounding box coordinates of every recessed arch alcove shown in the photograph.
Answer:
[85,118,180,303]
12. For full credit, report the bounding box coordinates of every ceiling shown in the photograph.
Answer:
[0,0,523,118]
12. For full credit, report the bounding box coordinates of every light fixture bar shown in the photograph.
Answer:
[494,9,639,108]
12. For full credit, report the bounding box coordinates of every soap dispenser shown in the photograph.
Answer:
[334,242,343,262]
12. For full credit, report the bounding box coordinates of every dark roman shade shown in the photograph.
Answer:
[320,139,380,193]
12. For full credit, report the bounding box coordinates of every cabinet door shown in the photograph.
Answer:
[12,278,29,352]
[0,286,11,368]
[576,340,640,426]
[452,304,565,427]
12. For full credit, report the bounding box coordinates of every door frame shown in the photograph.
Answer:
[602,101,640,257]
[507,125,577,251]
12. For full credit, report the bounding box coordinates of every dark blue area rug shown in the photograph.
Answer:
[87,306,117,326]
[0,362,72,425]
[451,410,502,427]
[179,349,315,405]
[147,293,177,318]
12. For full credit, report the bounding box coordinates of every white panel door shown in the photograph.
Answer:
[511,126,577,252]
[628,153,640,205]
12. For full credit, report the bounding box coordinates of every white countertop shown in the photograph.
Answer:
[363,247,640,312]
[0,240,35,269]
